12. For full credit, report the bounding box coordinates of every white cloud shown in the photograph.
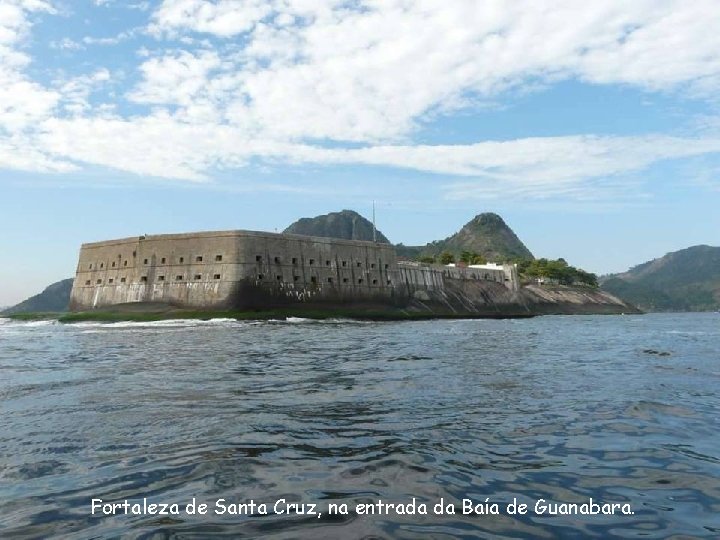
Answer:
[2,0,720,201]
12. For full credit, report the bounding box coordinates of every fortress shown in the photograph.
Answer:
[69,229,521,316]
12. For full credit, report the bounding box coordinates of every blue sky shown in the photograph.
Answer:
[1,0,720,306]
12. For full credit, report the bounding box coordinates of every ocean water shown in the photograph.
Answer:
[0,313,718,539]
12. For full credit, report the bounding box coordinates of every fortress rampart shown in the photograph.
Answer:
[69,229,517,314]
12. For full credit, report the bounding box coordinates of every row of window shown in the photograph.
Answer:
[85,274,222,285]
[256,255,389,270]
[88,254,224,270]
[257,274,391,286]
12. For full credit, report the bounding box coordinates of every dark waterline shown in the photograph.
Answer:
[0,313,718,538]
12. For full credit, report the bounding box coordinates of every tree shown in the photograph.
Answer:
[439,252,455,265]
[419,255,435,264]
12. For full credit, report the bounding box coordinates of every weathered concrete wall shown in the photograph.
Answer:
[70,230,402,311]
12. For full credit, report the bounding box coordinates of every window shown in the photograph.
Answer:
[132,251,136,257]
[96,279,102,284]
[387,280,392,285]
[109,278,114,284]
[194,274,202,280]
[176,275,183,281]
[256,255,262,262]
[327,277,333,283]
[373,279,379,285]
[141,276,148,282]
[213,274,221,280]
[293,275,300,282]
[215,255,222,261]
[292,257,298,265]
[111,262,116,268]
[310,276,317,283]
[85,280,91,285]
[274,256,281,263]
[342,261,347,267]
[384,264,389,269]
[309,258,315,265]
[358,278,363,284]
[276,275,282,281]
[258,274,264,280]
[342,278,348,283]
[371,263,376,269]
[179,257,184,263]
[325,260,331,266]
[100,263,104,268]
[89,264,93,270]
[144,258,148,264]
[161,257,166,264]
[158,275,165,281]
[196,256,203,262]
[356,262,361,267]
[120,277,126,283]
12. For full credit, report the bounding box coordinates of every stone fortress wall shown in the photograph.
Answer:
[70,230,411,311]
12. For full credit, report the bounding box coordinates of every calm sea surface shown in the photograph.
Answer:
[0,313,718,539]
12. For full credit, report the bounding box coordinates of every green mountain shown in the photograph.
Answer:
[284,209,391,243]
[2,278,74,315]
[600,245,720,312]
[396,213,533,262]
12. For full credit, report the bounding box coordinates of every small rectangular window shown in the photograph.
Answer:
[258,274,264,280]
[342,261,347,267]
[100,263,104,268]
[176,275,183,281]
[215,255,222,261]
[96,279,102,284]
[387,280,392,285]
[325,260,331,266]
[343,278,348,283]
[88,264,93,270]
[141,276,148,282]
[158,275,165,281]
[293,275,300,282]
[372,279,378,285]
[109,278,114,284]
[179,257,184,263]
[161,257,166,264]
[194,274,202,280]
[311,276,317,283]
[292,257,298,265]
[327,277,333,283]
[371,263,376,268]
[309,258,315,265]
[356,262,361,268]
[111,261,116,267]
[196,256,203,262]
[132,251,136,257]
[124,260,128,266]
[384,264,389,269]
[144,258,149,264]
[120,277,126,283]
[274,256,281,263]
[256,255,262,262]
[213,274,221,279]
[85,280,91,285]
[358,278,363,284]
[276,275,282,281]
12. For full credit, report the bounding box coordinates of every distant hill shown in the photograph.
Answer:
[600,245,720,312]
[2,278,73,315]
[284,209,391,243]
[396,213,533,262]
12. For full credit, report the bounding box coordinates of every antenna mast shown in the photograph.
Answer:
[372,201,377,243]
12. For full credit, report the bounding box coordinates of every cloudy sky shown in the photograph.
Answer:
[1,0,719,305]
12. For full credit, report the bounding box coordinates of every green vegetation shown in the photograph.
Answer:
[516,258,598,287]
[600,245,720,312]
[439,252,455,265]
